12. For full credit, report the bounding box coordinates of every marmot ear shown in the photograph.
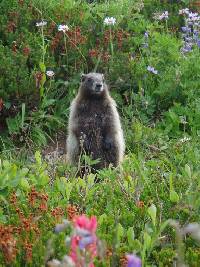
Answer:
[102,74,105,82]
[81,74,86,82]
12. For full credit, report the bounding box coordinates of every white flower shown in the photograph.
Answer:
[154,11,168,20]
[36,21,47,27]
[179,8,189,15]
[46,70,55,77]
[103,17,116,26]
[58,24,69,32]
[159,11,169,20]
[179,136,191,143]
[180,116,188,124]
[147,65,158,75]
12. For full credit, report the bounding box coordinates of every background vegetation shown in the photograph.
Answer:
[0,0,200,266]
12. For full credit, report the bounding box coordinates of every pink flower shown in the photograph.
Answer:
[69,215,98,267]
[74,215,97,234]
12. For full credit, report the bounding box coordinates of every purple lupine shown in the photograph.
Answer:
[126,254,142,267]
[78,235,95,250]
[179,8,200,54]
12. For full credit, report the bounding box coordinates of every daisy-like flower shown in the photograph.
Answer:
[58,24,69,32]
[103,17,116,26]
[179,8,189,15]
[154,11,168,20]
[36,21,47,27]
[159,11,169,20]
[147,65,158,75]
[46,70,55,77]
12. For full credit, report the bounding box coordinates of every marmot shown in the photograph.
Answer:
[66,72,125,171]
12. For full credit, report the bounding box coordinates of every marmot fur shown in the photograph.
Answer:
[66,72,125,171]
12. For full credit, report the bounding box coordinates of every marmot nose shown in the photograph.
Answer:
[95,83,102,91]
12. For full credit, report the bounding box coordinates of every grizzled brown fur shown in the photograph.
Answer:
[66,72,125,171]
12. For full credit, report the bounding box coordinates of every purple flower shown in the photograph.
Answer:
[126,254,142,267]
[78,235,95,250]
[181,27,191,33]
[197,40,200,48]
[144,32,148,38]
[184,37,193,42]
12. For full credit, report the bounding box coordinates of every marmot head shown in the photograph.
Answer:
[80,72,108,98]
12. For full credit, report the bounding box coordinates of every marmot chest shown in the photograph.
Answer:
[78,103,108,130]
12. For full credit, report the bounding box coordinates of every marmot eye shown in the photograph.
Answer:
[87,78,93,82]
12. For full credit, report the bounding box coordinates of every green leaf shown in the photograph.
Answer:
[39,62,46,72]
[143,231,152,250]
[98,213,107,225]
[147,204,157,226]
[20,178,30,191]
[21,103,26,129]
[170,190,179,203]
[185,164,191,179]
[116,223,124,245]
[35,151,42,165]
[127,227,135,246]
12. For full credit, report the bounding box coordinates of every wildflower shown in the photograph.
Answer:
[181,44,192,54]
[46,70,55,78]
[154,11,168,21]
[142,31,149,48]
[188,12,199,19]
[67,204,78,221]
[126,254,142,267]
[70,215,97,266]
[51,207,64,220]
[159,11,168,20]
[103,17,116,26]
[89,49,99,58]
[180,116,188,124]
[179,8,189,15]
[74,215,97,234]
[58,24,69,32]
[147,65,158,75]
[54,219,70,233]
[181,27,191,33]
[197,39,200,48]
[36,21,47,27]
[79,235,95,250]
[179,136,191,143]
